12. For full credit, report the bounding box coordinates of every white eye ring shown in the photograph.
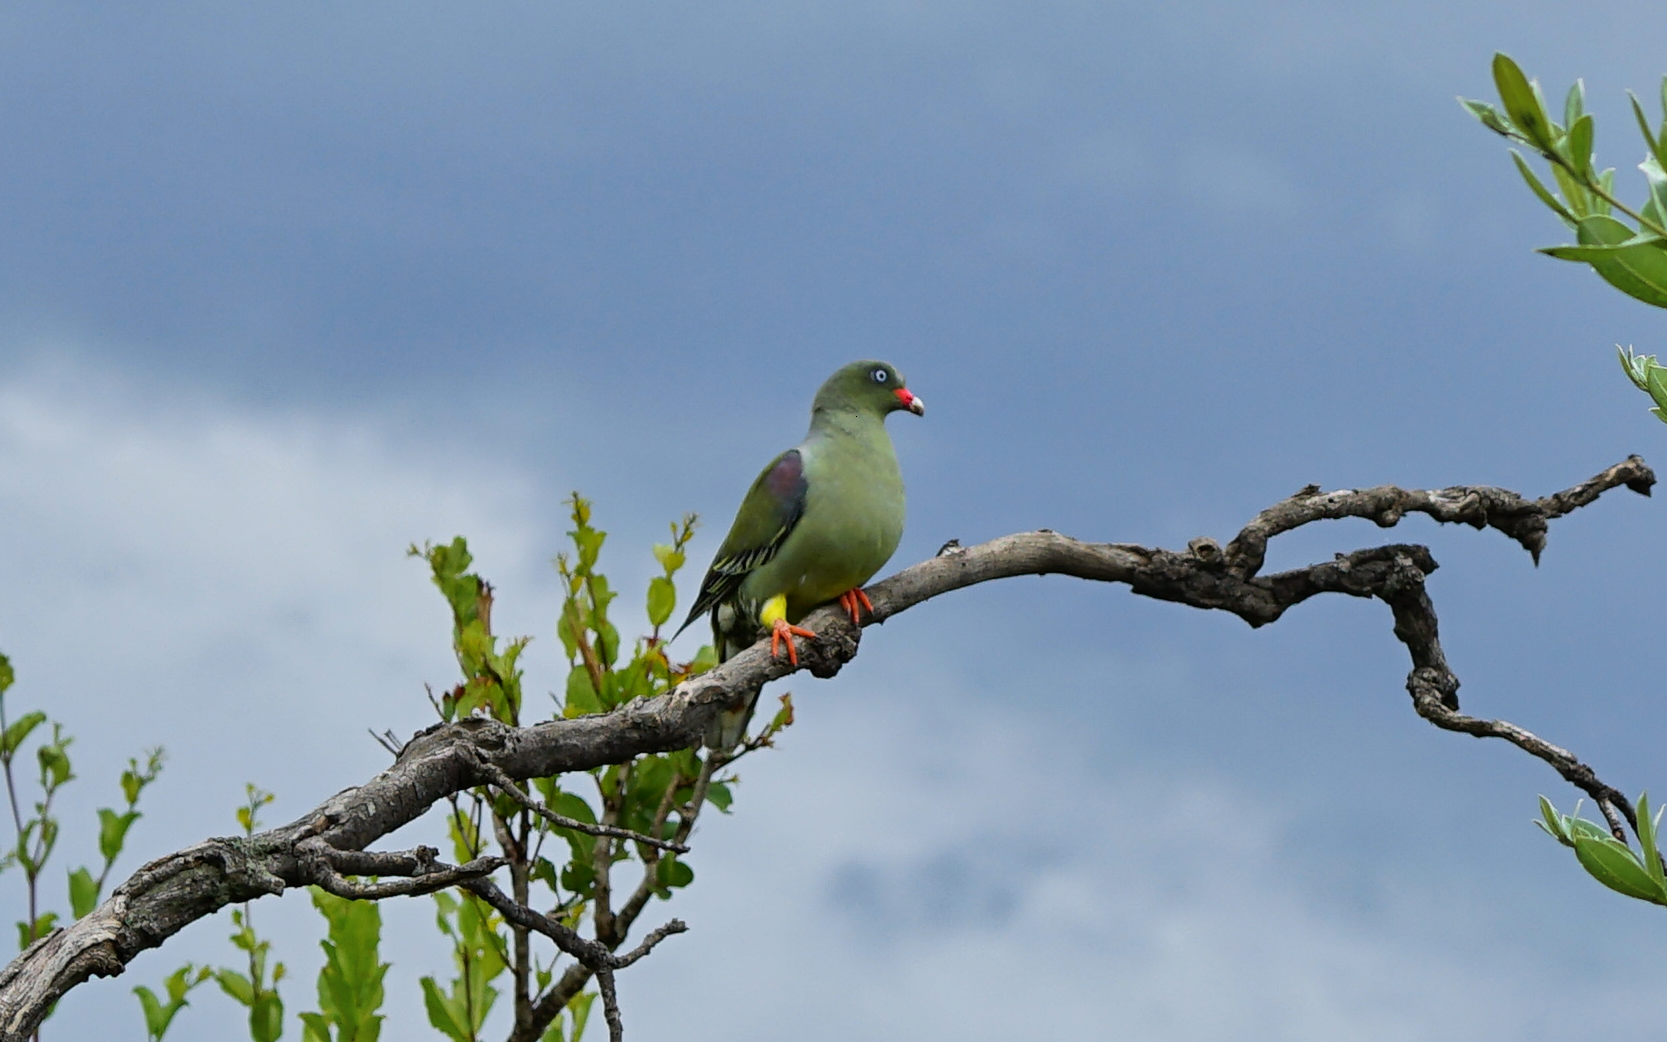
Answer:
[872,368,888,383]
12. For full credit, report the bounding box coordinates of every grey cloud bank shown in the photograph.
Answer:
[1,1,1665,1038]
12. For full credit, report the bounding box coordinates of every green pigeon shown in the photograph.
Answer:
[675,360,924,748]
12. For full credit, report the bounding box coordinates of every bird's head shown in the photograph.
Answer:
[813,360,926,420]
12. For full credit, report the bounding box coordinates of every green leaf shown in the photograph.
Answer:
[215,968,256,1006]
[420,977,471,1042]
[596,620,620,669]
[560,859,597,899]
[530,855,559,891]
[540,991,597,1042]
[306,888,388,1041]
[652,543,686,575]
[1572,833,1667,904]
[131,965,209,1041]
[1492,53,1554,150]
[299,1011,331,1042]
[1539,214,1667,308]
[1547,161,1590,218]
[1563,113,1594,180]
[99,808,139,862]
[656,854,694,890]
[688,644,719,675]
[1459,97,1511,135]
[250,993,285,1042]
[1631,91,1667,171]
[1596,167,1616,216]
[134,985,167,1037]
[17,911,58,950]
[37,739,72,788]
[1618,345,1653,391]
[1639,156,1667,232]
[628,756,674,812]
[706,781,733,813]
[1639,353,1667,423]
[555,612,580,660]
[569,992,596,1042]
[1568,816,1613,842]
[767,693,796,734]
[646,576,677,628]
[1638,792,1664,889]
[1536,795,1572,845]
[1564,79,1586,129]
[1644,359,1667,417]
[572,526,606,572]
[564,668,601,718]
[68,866,98,917]
[0,653,12,695]
[549,790,598,824]
[1,712,45,758]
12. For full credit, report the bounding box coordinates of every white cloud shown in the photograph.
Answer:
[0,355,557,1039]
[626,685,1664,1041]
[0,357,553,796]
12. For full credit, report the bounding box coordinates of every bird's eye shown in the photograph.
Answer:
[871,368,888,383]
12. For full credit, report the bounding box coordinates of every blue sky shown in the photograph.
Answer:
[3,2,1667,1038]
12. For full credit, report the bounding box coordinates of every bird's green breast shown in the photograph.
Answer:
[741,419,905,621]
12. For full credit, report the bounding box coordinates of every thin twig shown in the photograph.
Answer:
[469,753,687,853]
[460,876,686,970]
[596,968,624,1042]
[307,853,506,900]
[615,755,716,939]
[1490,119,1667,238]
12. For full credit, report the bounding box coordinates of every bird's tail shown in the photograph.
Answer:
[703,614,761,752]
[705,684,762,752]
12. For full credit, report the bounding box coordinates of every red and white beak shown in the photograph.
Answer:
[894,387,926,416]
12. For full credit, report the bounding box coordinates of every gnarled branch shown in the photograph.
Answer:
[0,455,1651,1042]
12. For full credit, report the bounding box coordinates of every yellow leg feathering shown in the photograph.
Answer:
[761,593,816,666]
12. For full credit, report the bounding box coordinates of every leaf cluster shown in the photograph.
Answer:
[8,493,777,1042]
[1536,793,1667,905]
[134,964,213,1042]
[217,906,286,1042]
[1464,54,1667,420]
[212,786,287,1042]
[0,652,164,957]
[300,887,389,1042]
[403,496,787,1041]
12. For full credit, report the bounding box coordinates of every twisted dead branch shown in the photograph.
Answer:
[0,455,1651,1041]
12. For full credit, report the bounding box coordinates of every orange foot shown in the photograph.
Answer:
[838,587,874,626]
[770,618,818,666]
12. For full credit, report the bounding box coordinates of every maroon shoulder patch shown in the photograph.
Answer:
[766,450,807,504]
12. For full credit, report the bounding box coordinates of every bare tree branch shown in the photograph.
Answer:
[0,455,1651,1041]
[596,968,624,1042]
[465,750,689,854]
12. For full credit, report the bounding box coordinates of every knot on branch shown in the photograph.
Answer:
[1377,551,1430,600]
[1406,664,1460,713]
[1186,536,1226,570]
[61,941,123,983]
[801,616,860,679]
[217,838,288,899]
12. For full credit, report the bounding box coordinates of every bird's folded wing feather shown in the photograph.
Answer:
[677,449,809,633]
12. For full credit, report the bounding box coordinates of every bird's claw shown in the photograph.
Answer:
[838,587,874,626]
[770,618,818,666]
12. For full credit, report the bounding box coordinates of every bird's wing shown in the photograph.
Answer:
[675,448,809,637]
